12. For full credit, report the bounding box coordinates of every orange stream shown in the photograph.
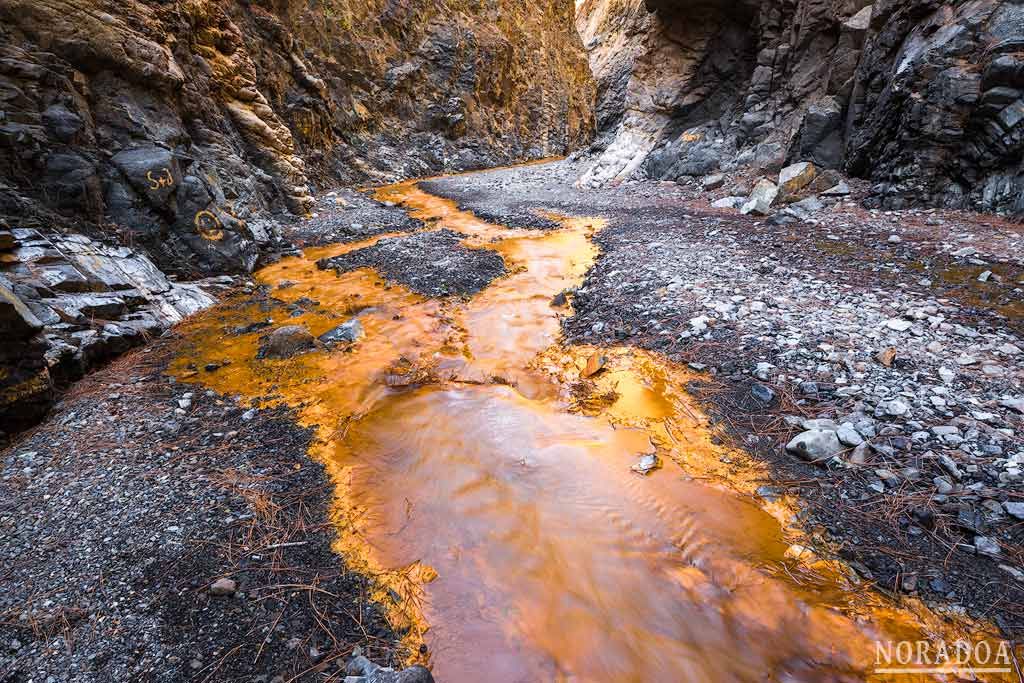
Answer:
[170,181,1011,682]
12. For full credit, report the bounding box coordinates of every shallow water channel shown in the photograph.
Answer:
[171,181,1007,682]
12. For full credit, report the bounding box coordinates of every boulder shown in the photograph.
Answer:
[777,162,818,203]
[786,429,843,463]
[111,145,181,209]
[740,179,778,215]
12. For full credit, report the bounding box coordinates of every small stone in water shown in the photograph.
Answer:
[631,454,659,475]
[581,353,607,379]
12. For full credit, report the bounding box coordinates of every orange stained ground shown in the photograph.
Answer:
[170,181,1013,683]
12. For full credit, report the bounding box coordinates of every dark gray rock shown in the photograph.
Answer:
[319,319,364,345]
[258,325,316,359]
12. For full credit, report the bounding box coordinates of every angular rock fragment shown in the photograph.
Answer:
[741,180,779,216]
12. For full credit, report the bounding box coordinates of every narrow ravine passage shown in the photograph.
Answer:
[169,180,1004,682]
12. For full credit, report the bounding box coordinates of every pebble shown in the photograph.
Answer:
[974,536,1000,556]
[750,383,775,405]
[836,423,863,446]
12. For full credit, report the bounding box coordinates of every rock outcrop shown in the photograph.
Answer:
[1,0,593,277]
[577,0,1023,215]
[0,0,594,433]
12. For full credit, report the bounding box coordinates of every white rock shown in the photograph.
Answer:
[786,430,843,463]
[884,318,912,332]
[876,399,910,418]
[836,423,864,446]
[1004,502,1024,520]
[741,179,779,215]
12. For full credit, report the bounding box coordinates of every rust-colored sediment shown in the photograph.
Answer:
[170,181,1011,682]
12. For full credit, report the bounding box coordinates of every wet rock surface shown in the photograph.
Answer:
[576,0,1024,215]
[425,159,1024,634]
[318,230,507,298]
[0,343,405,681]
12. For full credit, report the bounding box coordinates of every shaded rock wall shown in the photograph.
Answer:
[0,0,594,433]
[577,0,1024,215]
[0,0,594,277]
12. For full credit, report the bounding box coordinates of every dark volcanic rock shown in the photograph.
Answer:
[0,0,593,275]
[0,275,51,436]
[577,0,1024,215]
[319,230,507,297]
[258,325,316,359]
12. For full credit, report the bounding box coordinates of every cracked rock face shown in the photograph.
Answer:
[0,226,221,438]
[577,0,1023,215]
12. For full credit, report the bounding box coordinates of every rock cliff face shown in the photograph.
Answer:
[0,0,594,435]
[577,0,1024,215]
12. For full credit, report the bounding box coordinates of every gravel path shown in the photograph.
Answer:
[423,159,1024,634]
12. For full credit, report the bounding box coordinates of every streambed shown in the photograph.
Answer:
[170,181,1003,682]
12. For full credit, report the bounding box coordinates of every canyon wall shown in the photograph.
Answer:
[577,0,1024,215]
[0,0,594,435]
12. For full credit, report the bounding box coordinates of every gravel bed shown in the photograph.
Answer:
[283,188,424,247]
[318,229,506,297]
[0,342,404,682]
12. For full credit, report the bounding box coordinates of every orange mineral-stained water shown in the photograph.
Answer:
[170,180,1013,682]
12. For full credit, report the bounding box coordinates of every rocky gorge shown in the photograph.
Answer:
[0,1,1023,681]
[0,0,594,435]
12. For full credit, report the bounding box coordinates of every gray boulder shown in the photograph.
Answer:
[786,429,844,463]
